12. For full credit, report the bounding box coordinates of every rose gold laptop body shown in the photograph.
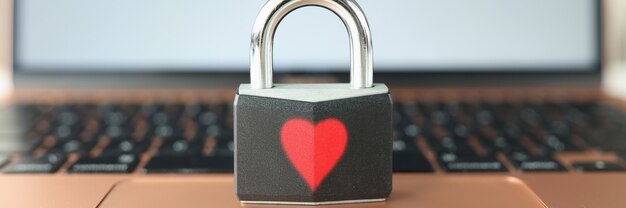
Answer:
[1,1,626,207]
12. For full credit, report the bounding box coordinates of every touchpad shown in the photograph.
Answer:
[98,176,546,208]
[387,175,547,208]
[98,176,241,208]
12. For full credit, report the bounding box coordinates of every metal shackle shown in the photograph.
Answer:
[250,0,374,89]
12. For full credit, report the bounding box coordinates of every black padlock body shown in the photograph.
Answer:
[235,92,393,203]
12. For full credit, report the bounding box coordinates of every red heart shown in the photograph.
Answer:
[280,118,348,191]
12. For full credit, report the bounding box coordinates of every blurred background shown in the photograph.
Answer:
[7,0,600,72]
[604,0,626,100]
[0,0,625,98]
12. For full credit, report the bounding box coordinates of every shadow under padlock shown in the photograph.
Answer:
[234,0,393,205]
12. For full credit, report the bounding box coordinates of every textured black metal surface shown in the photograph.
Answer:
[235,93,393,203]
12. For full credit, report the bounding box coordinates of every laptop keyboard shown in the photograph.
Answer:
[2,101,626,174]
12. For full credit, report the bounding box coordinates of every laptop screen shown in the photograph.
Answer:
[13,0,599,73]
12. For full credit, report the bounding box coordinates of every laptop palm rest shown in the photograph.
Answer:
[98,175,546,208]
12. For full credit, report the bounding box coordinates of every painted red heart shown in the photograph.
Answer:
[280,118,348,191]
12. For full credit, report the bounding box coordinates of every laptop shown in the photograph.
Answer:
[1,0,625,207]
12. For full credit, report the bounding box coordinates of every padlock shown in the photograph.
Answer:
[234,0,392,205]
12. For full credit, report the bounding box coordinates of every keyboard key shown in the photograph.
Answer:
[213,139,234,157]
[507,152,566,172]
[534,134,581,152]
[153,124,183,140]
[67,154,139,173]
[46,139,97,155]
[156,139,203,157]
[3,154,66,173]
[100,139,149,156]
[393,151,433,172]
[572,161,626,172]
[438,152,507,172]
[392,140,433,172]
[143,155,233,173]
[101,125,133,140]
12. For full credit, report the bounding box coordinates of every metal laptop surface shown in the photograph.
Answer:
[2,1,626,208]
